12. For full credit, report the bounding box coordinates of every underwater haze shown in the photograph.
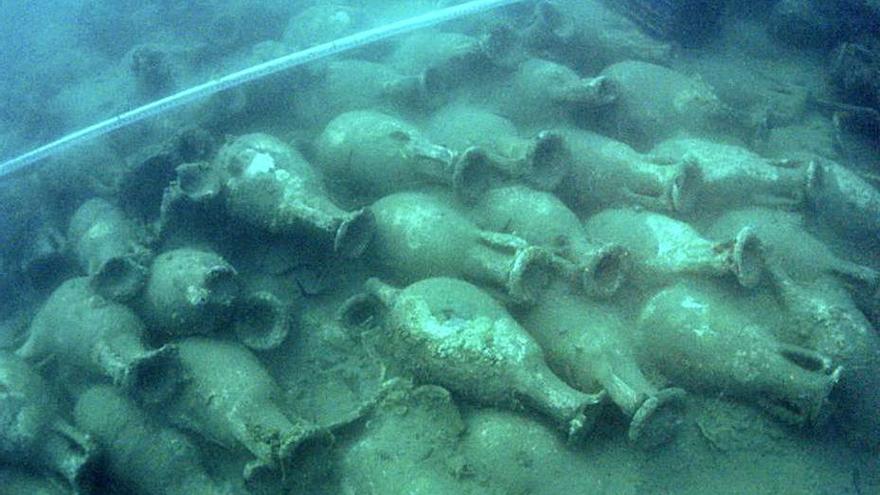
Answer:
[1,0,880,494]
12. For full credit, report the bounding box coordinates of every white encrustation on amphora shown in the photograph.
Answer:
[215,133,375,259]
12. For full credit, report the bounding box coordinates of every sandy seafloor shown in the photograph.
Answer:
[1,1,880,494]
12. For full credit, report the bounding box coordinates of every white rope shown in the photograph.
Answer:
[0,0,526,179]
